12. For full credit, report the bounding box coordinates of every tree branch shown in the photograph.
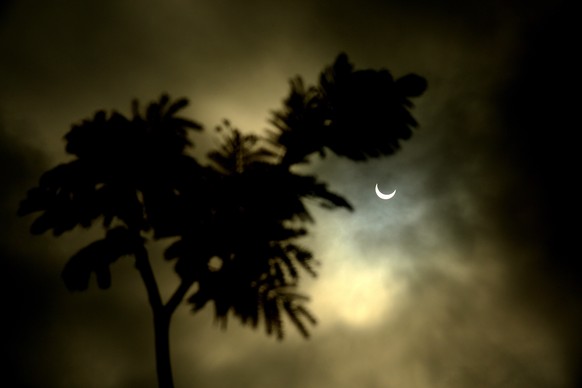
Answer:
[165,278,195,316]
[134,244,164,311]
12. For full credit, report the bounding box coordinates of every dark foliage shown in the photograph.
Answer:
[18,53,425,388]
[271,52,427,164]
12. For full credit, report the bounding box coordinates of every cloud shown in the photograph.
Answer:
[3,1,582,387]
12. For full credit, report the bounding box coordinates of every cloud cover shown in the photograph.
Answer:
[2,0,581,387]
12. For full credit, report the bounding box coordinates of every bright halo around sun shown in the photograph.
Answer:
[311,258,399,329]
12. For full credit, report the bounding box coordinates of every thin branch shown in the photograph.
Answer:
[165,278,196,316]
[134,244,164,311]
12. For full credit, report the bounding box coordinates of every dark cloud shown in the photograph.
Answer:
[1,115,54,386]
[495,0,582,383]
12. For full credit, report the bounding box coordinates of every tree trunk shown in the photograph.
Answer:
[134,244,176,388]
[154,310,174,388]
[134,239,195,388]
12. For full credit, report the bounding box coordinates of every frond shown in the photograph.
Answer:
[284,243,317,277]
[165,98,189,117]
[269,76,327,166]
[209,127,277,175]
[269,53,427,163]
[61,227,143,291]
[19,161,104,235]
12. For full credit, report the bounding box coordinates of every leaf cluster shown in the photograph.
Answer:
[270,52,427,164]
[18,53,426,339]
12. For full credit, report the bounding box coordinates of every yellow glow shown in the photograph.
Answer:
[311,257,399,329]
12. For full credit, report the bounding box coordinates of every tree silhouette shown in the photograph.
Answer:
[18,53,426,388]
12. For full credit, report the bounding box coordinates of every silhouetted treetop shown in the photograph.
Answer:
[18,95,203,238]
[208,120,277,174]
[165,125,351,338]
[18,53,426,388]
[271,52,427,164]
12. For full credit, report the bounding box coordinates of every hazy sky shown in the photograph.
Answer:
[2,0,581,387]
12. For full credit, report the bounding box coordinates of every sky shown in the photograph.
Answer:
[1,0,581,387]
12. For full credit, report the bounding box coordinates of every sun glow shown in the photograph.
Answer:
[311,256,400,329]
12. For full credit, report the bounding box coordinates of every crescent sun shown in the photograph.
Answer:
[375,184,396,200]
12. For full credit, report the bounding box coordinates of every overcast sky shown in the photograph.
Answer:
[2,0,581,387]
